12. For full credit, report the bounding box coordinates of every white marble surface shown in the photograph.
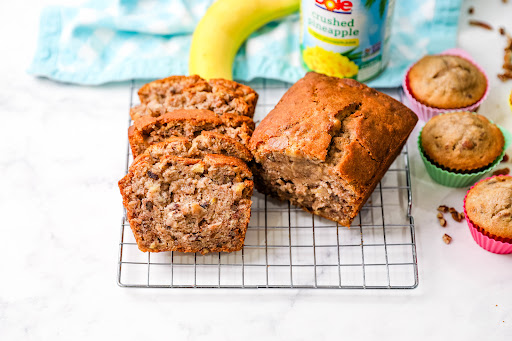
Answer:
[1,0,511,340]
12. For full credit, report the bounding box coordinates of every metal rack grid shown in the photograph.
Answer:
[118,79,419,289]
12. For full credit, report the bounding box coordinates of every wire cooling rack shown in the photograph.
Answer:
[118,79,419,289]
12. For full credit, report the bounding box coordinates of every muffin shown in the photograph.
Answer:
[421,112,504,172]
[464,176,512,254]
[408,55,487,109]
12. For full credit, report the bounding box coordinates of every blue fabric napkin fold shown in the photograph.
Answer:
[28,0,462,87]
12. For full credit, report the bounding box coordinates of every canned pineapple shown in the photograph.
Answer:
[300,0,396,82]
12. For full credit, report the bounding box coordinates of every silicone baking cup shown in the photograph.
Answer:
[463,176,512,254]
[403,48,490,122]
[418,118,512,188]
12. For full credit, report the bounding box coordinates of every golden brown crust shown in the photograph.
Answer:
[250,72,417,194]
[421,112,504,171]
[408,55,487,109]
[249,72,417,226]
[466,176,512,240]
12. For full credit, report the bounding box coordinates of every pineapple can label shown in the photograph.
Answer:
[300,0,395,82]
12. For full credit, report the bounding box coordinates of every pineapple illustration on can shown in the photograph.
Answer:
[300,0,396,82]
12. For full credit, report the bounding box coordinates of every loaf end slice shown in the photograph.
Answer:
[119,153,253,254]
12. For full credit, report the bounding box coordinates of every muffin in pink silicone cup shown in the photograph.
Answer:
[464,175,512,254]
[403,48,489,121]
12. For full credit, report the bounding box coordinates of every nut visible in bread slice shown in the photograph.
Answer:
[119,153,253,254]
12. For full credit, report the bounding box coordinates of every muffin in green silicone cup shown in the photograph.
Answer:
[418,112,511,187]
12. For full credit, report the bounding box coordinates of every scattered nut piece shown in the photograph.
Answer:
[439,218,447,227]
[469,20,493,30]
[503,154,509,162]
[437,212,444,219]
[468,6,474,14]
[499,35,512,82]
[449,207,457,214]
[437,205,449,213]
[460,212,465,219]
[493,167,510,176]
[498,72,512,81]
[500,27,506,36]
[451,211,464,222]
[443,234,452,244]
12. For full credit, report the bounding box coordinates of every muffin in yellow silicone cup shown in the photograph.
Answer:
[464,175,512,254]
[418,112,509,187]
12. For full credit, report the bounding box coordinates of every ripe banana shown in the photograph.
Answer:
[189,0,299,80]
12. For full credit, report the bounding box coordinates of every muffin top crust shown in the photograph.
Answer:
[421,112,504,171]
[465,176,512,240]
[408,55,487,109]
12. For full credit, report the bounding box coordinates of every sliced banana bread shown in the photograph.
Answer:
[119,153,253,254]
[129,109,255,158]
[249,72,418,227]
[139,131,252,163]
[132,75,258,120]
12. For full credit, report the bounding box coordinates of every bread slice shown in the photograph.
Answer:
[119,153,253,254]
[249,72,418,227]
[128,109,255,158]
[132,75,258,120]
[139,131,252,163]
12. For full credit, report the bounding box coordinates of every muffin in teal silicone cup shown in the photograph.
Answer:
[418,112,511,187]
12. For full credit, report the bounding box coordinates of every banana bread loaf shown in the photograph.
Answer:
[119,153,253,254]
[129,109,255,158]
[133,75,258,120]
[249,72,418,227]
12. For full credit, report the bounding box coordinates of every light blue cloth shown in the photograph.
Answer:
[28,0,462,87]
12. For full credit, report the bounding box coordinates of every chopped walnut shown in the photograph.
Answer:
[443,234,452,244]
[451,211,464,222]
[503,154,509,162]
[499,35,512,81]
[438,205,449,213]
[437,212,444,219]
[439,218,447,227]
[493,167,510,176]
[449,207,457,214]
